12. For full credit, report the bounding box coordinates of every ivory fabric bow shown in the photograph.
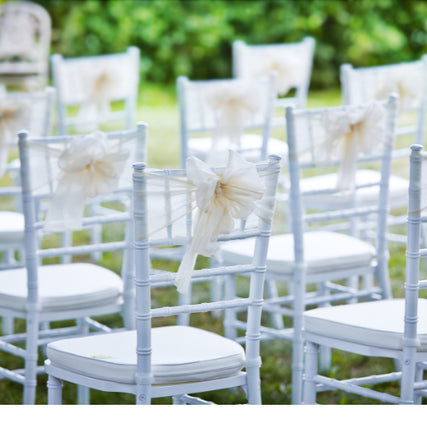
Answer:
[260,52,302,96]
[0,99,29,177]
[375,70,420,112]
[205,82,260,153]
[321,103,385,192]
[77,68,118,132]
[175,150,265,294]
[44,131,129,231]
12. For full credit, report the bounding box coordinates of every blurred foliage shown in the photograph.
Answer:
[19,0,427,89]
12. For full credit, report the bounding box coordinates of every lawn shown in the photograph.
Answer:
[0,84,413,404]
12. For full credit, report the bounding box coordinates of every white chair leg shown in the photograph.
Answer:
[291,274,305,405]
[414,364,423,404]
[317,281,331,372]
[303,341,319,404]
[47,375,63,405]
[245,364,262,404]
[78,385,90,404]
[23,319,39,404]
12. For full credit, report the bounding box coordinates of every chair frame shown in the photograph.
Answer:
[220,95,399,403]
[302,144,427,404]
[45,154,281,405]
[0,123,146,404]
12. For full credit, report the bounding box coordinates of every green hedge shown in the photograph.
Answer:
[32,0,427,88]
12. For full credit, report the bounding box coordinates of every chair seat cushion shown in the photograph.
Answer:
[47,325,245,384]
[299,169,408,210]
[303,299,427,351]
[188,134,286,163]
[0,211,24,244]
[219,231,375,275]
[0,263,122,312]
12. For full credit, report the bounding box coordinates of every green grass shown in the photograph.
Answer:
[0,85,416,405]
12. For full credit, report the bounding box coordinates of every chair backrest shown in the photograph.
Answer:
[51,47,140,135]
[340,59,427,157]
[177,74,276,167]
[285,95,398,265]
[402,144,427,402]
[232,37,315,110]
[0,87,55,178]
[0,1,51,88]
[132,151,281,403]
[17,123,147,306]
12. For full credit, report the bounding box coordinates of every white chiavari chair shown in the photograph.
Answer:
[218,95,398,403]
[0,123,146,404]
[302,144,427,404]
[44,151,281,405]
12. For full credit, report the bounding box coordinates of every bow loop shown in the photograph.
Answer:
[44,131,129,231]
[175,150,265,294]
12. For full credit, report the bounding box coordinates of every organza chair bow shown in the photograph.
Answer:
[175,150,265,293]
[0,98,29,176]
[205,82,261,148]
[375,70,421,111]
[43,131,130,231]
[260,53,303,96]
[76,69,118,132]
[319,102,385,191]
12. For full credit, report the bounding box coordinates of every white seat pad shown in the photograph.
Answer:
[0,263,122,312]
[0,211,24,244]
[303,299,427,351]
[300,170,408,210]
[47,325,245,384]
[220,231,375,275]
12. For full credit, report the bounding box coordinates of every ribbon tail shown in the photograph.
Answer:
[337,133,358,192]
[76,102,99,133]
[174,247,198,295]
[44,183,87,232]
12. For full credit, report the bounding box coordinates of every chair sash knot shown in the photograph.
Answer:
[45,131,129,231]
[77,68,118,132]
[322,103,385,191]
[375,71,420,111]
[260,53,302,96]
[175,150,265,294]
[205,82,261,148]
